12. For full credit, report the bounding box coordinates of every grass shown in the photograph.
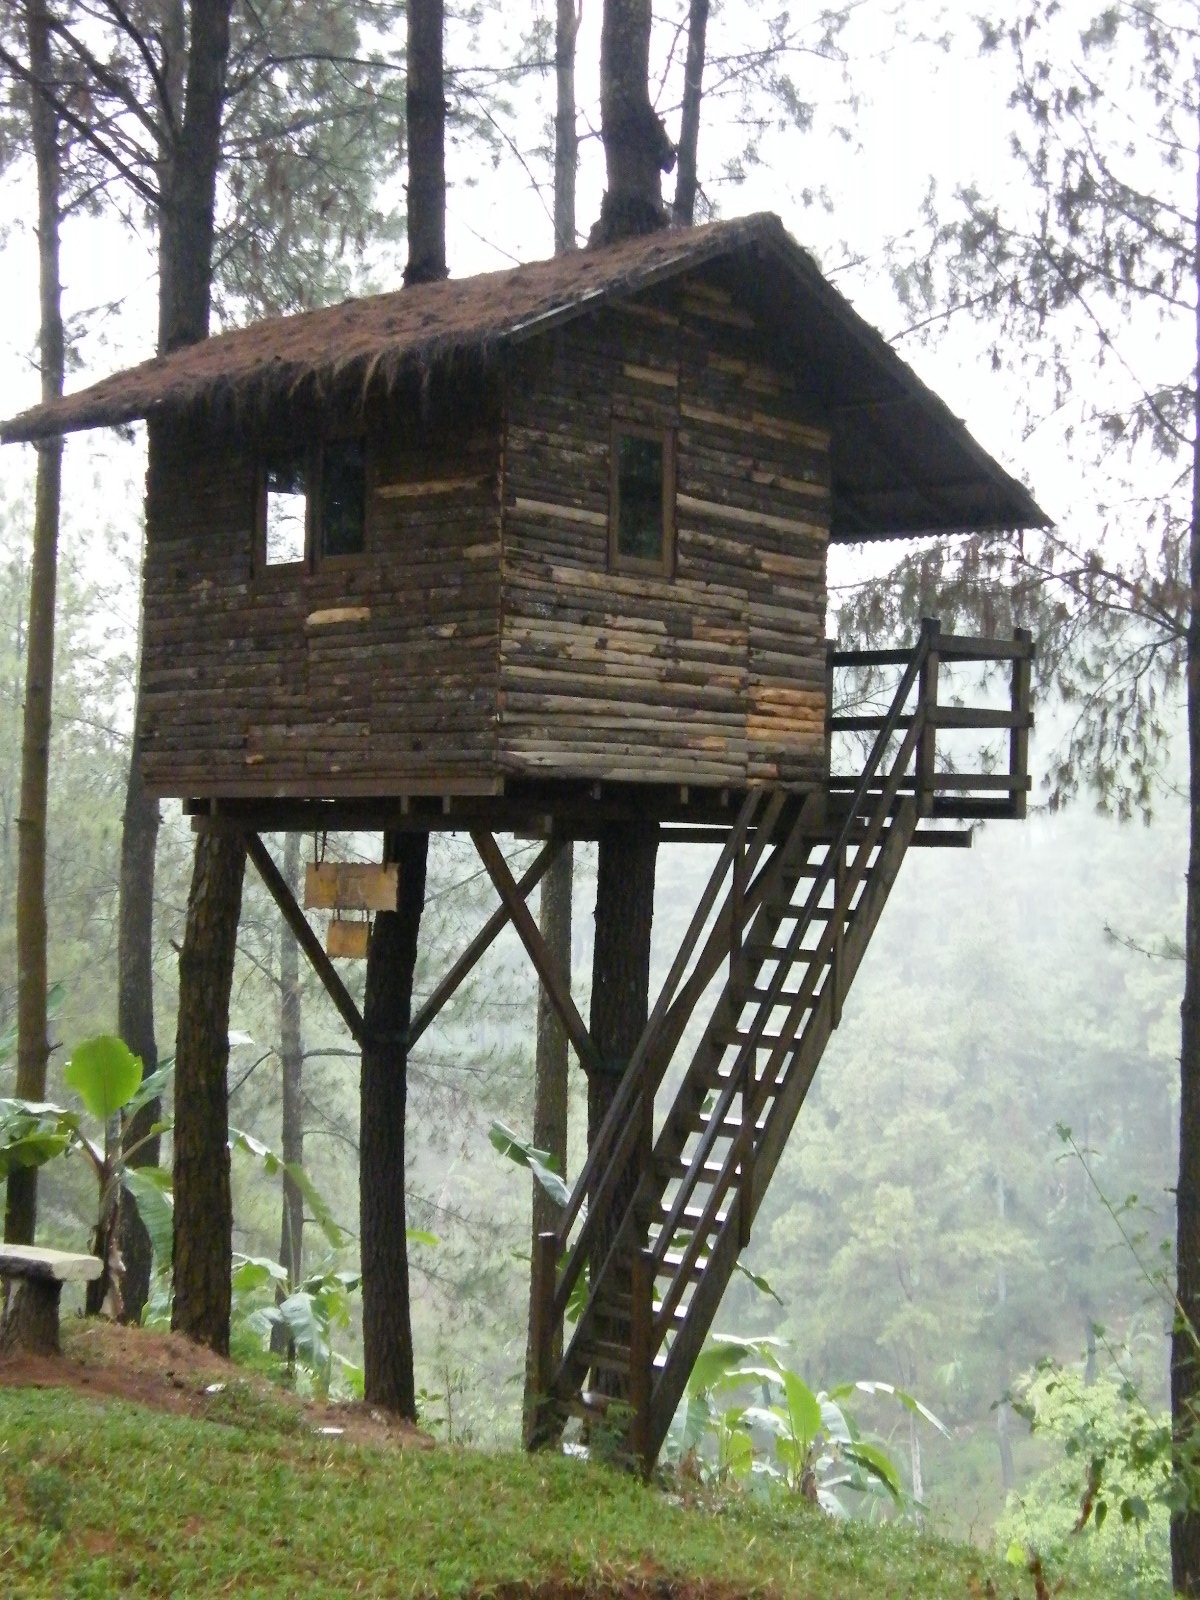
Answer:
[0,1384,1126,1600]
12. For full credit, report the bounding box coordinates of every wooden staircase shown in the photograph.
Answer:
[528,620,1034,1470]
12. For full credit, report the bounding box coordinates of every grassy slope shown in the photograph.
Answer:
[0,1384,1122,1600]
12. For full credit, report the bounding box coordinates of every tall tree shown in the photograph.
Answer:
[404,0,446,285]
[863,2,1200,1584]
[591,0,674,243]
[523,0,579,1438]
[357,0,445,1412]
[672,0,707,225]
[553,0,580,253]
[4,0,65,1245]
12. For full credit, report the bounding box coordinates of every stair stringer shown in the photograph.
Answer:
[645,795,919,1456]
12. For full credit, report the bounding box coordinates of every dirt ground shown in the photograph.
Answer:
[0,1317,433,1449]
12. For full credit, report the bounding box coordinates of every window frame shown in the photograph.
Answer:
[254,435,370,576]
[608,420,676,578]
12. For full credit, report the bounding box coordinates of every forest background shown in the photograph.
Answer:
[0,0,1184,1574]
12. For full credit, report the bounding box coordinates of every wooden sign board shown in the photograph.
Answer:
[326,920,370,960]
[305,862,398,913]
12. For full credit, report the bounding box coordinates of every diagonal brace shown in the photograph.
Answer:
[470,830,601,1077]
[407,837,565,1051]
[244,832,366,1048]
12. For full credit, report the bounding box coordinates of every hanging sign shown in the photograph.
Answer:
[304,862,399,913]
[325,920,371,960]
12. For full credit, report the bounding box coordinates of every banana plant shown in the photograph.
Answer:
[664,1335,948,1516]
[0,1034,173,1316]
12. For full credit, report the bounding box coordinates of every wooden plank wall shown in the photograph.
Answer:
[499,270,831,790]
[139,406,503,799]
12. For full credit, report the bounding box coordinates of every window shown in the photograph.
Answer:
[258,439,366,571]
[263,456,308,567]
[610,425,675,575]
[319,438,366,560]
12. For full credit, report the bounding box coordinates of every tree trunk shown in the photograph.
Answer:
[171,827,244,1353]
[151,0,234,1349]
[115,719,161,1319]
[271,832,305,1355]
[112,1,188,1320]
[523,844,573,1442]
[1172,110,1200,1596]
[403,0,447,286]
[554,0,580,253]
[6,0,65,1247]
[592,0,674,245]
[361,831,428,1417]
[587,822,656,1395]
[672,0,709,225]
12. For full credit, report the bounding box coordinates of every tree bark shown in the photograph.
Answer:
[592,0,674,245]
[554,0,580,253]
[523,844,573,1442]
[1171,106,1200,1597]
[150,0,235,1350]
[171,827,244,1353]
[361,831,428,1417]
[6,0,65,1247]
[112,3,189,1320]
[587,822,656,1394]
[403,0,447,286]
[672,0,708,226]
[271,832,305,1355]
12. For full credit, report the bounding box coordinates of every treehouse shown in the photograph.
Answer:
[2,212,1046,1467]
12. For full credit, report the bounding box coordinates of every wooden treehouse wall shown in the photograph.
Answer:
[139,402,503,799]
[499,268,831,791]
[138,265,833,804]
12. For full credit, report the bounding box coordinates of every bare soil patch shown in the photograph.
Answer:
[0,1318,432,1449]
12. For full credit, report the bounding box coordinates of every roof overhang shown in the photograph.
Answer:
[0,213,1050,542]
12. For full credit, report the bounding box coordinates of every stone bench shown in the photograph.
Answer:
[0,1245,102,1355]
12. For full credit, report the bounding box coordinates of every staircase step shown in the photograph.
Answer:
[659,1155,726,1184]
[742,985,812,1006]
[655,1202,730,1232]
[661,1249,710,1279]
[599,1290,688,1330]
[576,1338,631,1374]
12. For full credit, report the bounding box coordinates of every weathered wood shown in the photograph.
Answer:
[470,830,601,1074]
[407,837,564,1050]
[244,832,366,1046]
[305,862,399,912]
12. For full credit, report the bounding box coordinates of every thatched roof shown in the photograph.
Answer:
[0,213,1048,541]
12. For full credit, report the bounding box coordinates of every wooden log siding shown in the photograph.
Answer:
[498,274,830,790]
[139,411,504,797]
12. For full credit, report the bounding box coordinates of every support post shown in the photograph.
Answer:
[1009,628,1033,820]
[629,1248,654,1475]
[916,618,941,816]
[526,1230,559,1450]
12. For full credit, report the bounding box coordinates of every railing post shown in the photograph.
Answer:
[916,617,941,817]
[830,841,844,1030]
[629,1249,655,1475]
[824,638,836,782]
[1009,627,1033,820]
[527,1230,558,1450]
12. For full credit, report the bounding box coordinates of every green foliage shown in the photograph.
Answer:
[664,1335,943,1516]
[231,1254,364,1400]
[63,1034,141,1121]
[488,1117,570,1206]
[996,1362,1172,1596]
[0,1382,1116,1600]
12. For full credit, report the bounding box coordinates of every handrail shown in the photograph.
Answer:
[551,789,765,1246]
[648,628,935,1317]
